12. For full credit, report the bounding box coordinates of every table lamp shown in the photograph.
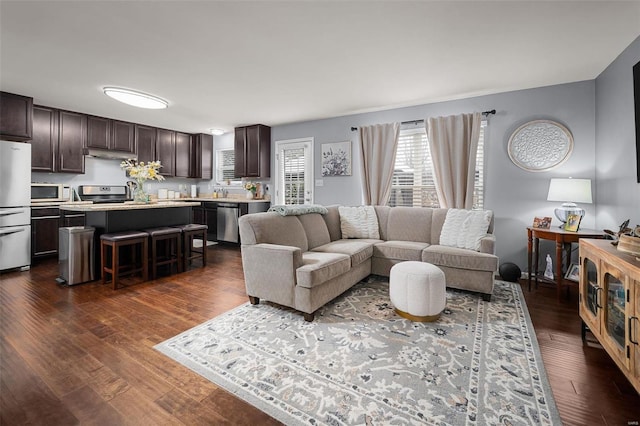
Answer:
[547,178,592,228]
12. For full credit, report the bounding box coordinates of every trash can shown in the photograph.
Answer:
[58,226,95,285]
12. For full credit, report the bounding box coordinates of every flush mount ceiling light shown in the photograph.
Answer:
[103,87,168,109]
[210,128,225,135]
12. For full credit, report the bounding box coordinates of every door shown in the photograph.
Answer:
[86,115,110,150]
[175,131,191,177]
[0,142,31,207]
[57,110,86,173]
[111,120,135,153]
[31,106,57,172]
[274,138,314,205]
[135,125,156,164]
[156,128,175,176]
[579,248,601,335]
[602,263,630,369]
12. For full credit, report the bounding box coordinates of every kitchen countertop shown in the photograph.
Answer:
[184,197,271,204]
[31,201,94,207]
[60,201,201,212]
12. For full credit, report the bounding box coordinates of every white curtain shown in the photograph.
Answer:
[358,123,400,205]
[426,112,482,209]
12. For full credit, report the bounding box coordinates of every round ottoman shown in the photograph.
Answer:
[389,261,446,322]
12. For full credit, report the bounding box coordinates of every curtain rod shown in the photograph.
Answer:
[350,109,496,131]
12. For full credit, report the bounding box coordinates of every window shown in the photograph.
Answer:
[216,149,236,183]
[274,138,314,205]
[389,123,485,209]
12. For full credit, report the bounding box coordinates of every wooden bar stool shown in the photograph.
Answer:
[143,227,182,279]
[100,230,149,289]
[174,224,208,271]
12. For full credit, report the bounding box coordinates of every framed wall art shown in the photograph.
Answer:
[321,141,352,176]
[508,120,573,172]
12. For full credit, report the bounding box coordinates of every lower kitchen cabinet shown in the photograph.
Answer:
[60,210,85,227]
[193,204,217,242]
[31,207,60,259]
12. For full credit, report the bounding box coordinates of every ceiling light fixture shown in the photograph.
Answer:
[210,128,225,136]
[103,87,168,109]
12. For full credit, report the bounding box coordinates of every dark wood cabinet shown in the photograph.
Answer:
[86,115,110,150]
[0,91,33,141]
[189,133,213,179]
[156,128,175,176]
[31,207,60,259]
[111,120,135,153]
[57,110,86,174]
[31,106,57,172]
[234,124,270,178]
[135,124,156,164]
[175,131,191,178]
[87,117,134,154]
[192,204,216,242]
[60,210,85,227]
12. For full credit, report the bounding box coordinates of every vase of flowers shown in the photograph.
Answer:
[244,181,257,199]
[120,159,165,203]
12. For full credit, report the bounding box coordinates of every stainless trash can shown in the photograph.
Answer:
[58,226,95,285]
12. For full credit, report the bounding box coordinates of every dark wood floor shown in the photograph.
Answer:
[1,247,638,425]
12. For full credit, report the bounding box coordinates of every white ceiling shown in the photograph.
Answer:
[1,1,639,134]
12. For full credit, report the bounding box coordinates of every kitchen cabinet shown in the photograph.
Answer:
[234,124,270,178]
[193,203,217,242]
[579,239,640,393]
[31,106,57,172]
[31,207,60,259]
[57,110,86,174]
[157,128,175,176]
[189,133,213,179]
[60,210,85,227]
[135,124,156,164]
[0,91,33,142]
[87,116,135,154]
[175,132,192,178]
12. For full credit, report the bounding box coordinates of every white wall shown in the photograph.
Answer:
[595,36,640,230]
[271,80,597,270]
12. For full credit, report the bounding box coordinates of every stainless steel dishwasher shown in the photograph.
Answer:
[216,203,240,243]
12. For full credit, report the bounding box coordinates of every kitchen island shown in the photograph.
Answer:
[62,201,201,278]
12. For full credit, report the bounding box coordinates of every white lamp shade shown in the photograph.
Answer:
[547,178,592,204]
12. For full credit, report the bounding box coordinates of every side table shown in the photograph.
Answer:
[526,226,605,301]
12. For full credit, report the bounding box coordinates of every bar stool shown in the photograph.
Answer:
[174,224,208,271]
[143,227,183,279]
[100,230,149,290]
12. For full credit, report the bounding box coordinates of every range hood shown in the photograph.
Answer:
[83,148,137,160]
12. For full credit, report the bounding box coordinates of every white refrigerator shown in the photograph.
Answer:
[0,141,31,271]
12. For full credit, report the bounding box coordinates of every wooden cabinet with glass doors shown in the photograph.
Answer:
[579,238,640,393]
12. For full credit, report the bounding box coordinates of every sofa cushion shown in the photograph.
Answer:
[439,209,492,251]
[239,212,308,251]
[373,240,430,261]
[312,239,380,266]
[296,252,351,289]
[422,245,498,272]
[339,206,380,239]
[323,205,343,241]
[386,207,433,243]
[297,213,331,250]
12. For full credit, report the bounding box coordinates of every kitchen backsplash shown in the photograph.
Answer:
[31,157,269,198]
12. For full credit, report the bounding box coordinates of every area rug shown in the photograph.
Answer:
[155,278,561,425]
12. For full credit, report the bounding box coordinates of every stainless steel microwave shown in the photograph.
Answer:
[31,183,70,202]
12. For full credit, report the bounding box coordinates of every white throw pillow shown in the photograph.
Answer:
[338,206,380,239]
[440,209,492,251]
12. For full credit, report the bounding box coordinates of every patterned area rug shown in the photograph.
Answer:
[155,278,561,425]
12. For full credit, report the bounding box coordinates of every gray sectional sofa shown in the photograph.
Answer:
[238,206,498,321]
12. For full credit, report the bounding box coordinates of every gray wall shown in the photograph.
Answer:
[272,80,597,270]
[595,36,640,230]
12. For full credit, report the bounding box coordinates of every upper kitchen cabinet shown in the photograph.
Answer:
[194,133,213,179]
[31,106,57,172]
[0,91,33,142]
[31,106,85,174]
[234,124,270,178]
[156,128,175,176]
[87,116,135,154]
[57,110,86,173]
[175,131,192,178]
[135,124,156,164]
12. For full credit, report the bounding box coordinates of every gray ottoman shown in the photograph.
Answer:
[389,261,446,322]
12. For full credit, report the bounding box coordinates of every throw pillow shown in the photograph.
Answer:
[338,206,380,239]
[440,209,492,251]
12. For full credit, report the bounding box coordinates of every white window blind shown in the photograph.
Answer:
[216,149,235,183]
[282,146,306,205]
[388,123,485,209]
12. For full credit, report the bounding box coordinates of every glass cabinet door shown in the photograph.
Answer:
[580,256,601,334]
[603,266,629,368]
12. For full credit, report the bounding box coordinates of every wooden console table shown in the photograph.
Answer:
[527,226,606,301]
